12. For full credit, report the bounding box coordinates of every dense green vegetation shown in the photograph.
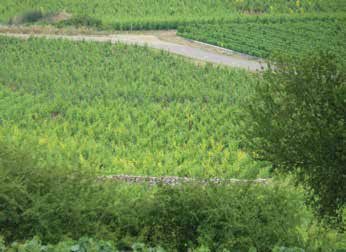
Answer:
[1,0,346,28]
[0,35,268,178]
[0,0,345,249]
[1,143,344,251]
[1,237,344,252]
[178,14,346,59]
[0,237,165,252]
[0,36,344,250]
[238,52,346,225]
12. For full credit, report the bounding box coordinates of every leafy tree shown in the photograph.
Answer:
[240,51,345,226]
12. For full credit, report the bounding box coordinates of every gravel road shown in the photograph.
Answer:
[1,32,265,71]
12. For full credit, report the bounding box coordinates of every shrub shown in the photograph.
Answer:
[0,237,166,252]
[0,142,128,243]
[8,10,44,24]
[139,184,305,251]
[0,142,341,251]
[239,51,346,226]
[0,237,320,252]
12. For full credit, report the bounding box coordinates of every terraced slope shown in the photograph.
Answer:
[0,35,269,179]
[1,0,345,27]
[179,15,346,60]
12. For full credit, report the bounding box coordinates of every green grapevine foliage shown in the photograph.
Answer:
[179,15,346,60]
[0,36,268,178]
[0,0,345,28]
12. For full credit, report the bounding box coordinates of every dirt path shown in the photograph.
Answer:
[0,29,265,71]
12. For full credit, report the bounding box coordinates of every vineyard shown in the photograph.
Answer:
[0,35,269,179]
[0,0,345,250]
[1,0,346,29]
[178,14,346,59]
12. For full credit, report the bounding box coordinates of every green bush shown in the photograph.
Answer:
[0,143,342,251]
[8,10,44,24]
[0,143,120,243]
[239,51,346,226]
[139,184,305,251]
[0,237,344,252]
[0,237,165,252]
